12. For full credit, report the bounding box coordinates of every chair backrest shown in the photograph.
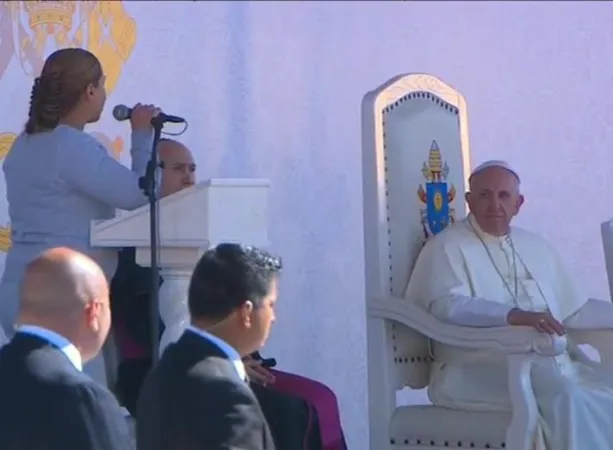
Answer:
[601,219,613,299]
[362,74,471,389]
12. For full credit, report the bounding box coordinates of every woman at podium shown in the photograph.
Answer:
[0,48,159,384]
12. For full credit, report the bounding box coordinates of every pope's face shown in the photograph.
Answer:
[465,167,524,236]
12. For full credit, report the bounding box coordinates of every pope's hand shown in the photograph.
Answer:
[506,308,565,335]
[243,356,276,386]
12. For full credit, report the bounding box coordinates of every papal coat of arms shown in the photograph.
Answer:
[417,141,456,238]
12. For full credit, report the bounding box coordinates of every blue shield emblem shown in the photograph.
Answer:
[425,182,449,235]
[417,141,456,239]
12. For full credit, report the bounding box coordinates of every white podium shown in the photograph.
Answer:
[91,178,270,354]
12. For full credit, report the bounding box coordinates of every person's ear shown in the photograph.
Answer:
[239,301,254,328]
[84,81,99,100]
[84,300,101,332]
[515,194,525,215]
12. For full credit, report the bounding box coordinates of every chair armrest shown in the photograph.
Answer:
[568,328,613,364]
[368,295,567,356]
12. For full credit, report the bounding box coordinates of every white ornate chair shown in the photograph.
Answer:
[361,74,613,450]
[601,220,613,301]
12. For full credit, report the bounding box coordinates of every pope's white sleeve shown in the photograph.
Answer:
[406,234,513,327]
[564,298,613,329]
[429,295,513,327]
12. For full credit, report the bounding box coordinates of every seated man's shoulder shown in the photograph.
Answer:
[118,246,137,258]
[113,246,138,275]
[511,225,555,251]
[425,221,555,253]
[422,219,473,251]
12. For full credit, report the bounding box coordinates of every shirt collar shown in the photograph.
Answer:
[17,325,83,371]
[187,326,246,382]
[466,213,510,243]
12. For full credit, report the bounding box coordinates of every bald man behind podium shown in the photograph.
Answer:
[0,247,134,450]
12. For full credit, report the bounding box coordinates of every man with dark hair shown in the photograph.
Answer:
[136,243,280,450]
[113,140,346,450]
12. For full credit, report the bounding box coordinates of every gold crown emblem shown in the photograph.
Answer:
[23,1,76,30]
[421,141,449,181]
[426,141,442,172]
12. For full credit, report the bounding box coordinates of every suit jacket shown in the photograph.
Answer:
[0,333,134,450]
[110,247,164,354]
[136,330,275,450]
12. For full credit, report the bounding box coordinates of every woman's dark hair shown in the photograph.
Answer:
[24,48,103,135]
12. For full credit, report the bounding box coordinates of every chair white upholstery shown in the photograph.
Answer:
[390,406,510,448]
[360,74,613,450]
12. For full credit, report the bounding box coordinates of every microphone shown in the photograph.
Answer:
[112,104,185,124]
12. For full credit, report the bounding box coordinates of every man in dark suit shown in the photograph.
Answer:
[115,140,342,450]
[0,247,134,450]
[136,243,281,450]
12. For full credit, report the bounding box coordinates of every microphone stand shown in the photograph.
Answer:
[138,119,164,366]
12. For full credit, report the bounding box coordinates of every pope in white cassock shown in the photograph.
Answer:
[405,160,613,450]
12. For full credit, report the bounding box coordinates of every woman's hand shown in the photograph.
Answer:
[129,103,161,131]
[244,356,276,386]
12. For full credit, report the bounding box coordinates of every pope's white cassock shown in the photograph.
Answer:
[406,213,613,450]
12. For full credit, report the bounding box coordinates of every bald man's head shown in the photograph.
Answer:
[18,247,111,361]
[158,139,196,197]
[20,248,106,314]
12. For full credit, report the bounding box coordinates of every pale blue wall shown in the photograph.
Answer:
[2,2,613,448]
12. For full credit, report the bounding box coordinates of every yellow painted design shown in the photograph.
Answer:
[0,2,15,80]
[5,1,136,155]
[85,1,137,94]
[7,1,137,92]
[90,132,123,160]
[0,133,15,160]
[0,225,10,253]
[0,1,138,251]
[0,133,16,252]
